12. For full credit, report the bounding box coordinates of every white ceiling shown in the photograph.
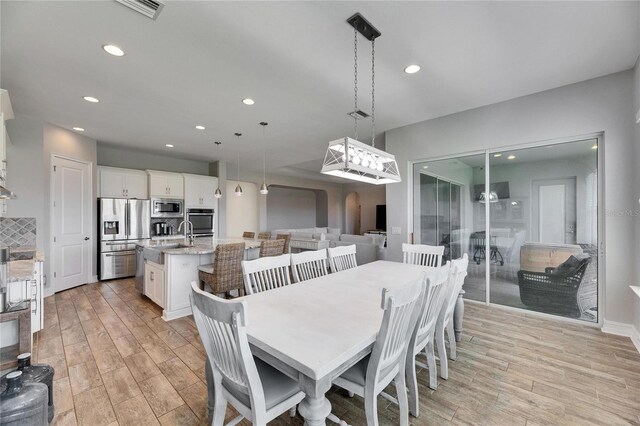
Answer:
[2,1,638,181]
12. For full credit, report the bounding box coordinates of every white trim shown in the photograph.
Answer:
[162,306,192,321]
[601,320,640,354]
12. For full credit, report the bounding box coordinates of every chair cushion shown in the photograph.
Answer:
[198,264,215,274]
[338,355,370,387]
[223,357,301,410]
[549,254,589,277]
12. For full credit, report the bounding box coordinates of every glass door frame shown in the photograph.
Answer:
[406,132,605,327]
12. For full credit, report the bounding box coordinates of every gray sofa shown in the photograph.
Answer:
[270,227,386,265]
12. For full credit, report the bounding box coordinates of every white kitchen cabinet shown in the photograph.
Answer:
[98,166,148,199]
[6,261,43,334]
[144,260,165,308]
[147,170,184,199]
[183,174,218,208]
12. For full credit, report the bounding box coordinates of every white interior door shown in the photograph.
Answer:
[53,156,92,292]
[532,177,577,244]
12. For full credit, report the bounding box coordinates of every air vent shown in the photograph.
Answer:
[348,109,370,120]
[115,0,164,20]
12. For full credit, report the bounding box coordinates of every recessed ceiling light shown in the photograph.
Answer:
[591,144,598,150]
[422,165,428,169]
[195,125,205,130]
[242,98,255,105]
[493,153,502,157]
[72,127,85,132]
[507,155,516,160]
[165,144,174,148]
[83,96,99,103]
[102,44,124,57]
[404,64,421,74]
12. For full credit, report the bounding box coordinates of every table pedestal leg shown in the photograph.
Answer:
[453,289,465,342]
[298,376,332,426]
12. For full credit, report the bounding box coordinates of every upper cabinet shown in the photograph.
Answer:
[147,170,184,199]
[183,174,218,208]
[98,166,148,199]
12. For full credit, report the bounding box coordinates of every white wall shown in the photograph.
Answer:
[634,59,640,336]
[386,70,636,326]
[225,180,258,237]
[6,118,98,295]
[266,186,316,230]
[97,143,210,175]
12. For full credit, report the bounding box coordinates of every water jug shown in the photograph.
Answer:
[0,370,48,425]
[17,353,55,422]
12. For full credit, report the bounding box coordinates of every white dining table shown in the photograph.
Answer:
[241,260,436,426]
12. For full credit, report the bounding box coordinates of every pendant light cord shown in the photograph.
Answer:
[371,37,375,148]
[260,122,268,182]
[235,133,242,182]
[353,26,358,141]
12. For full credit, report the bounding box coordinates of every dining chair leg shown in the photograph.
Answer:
[364,388,379,426]
[212,393,227,426]
[394,369,410,426]
[446,320,457,360]
[425,341,438,390]
[289,405,296,417]
[348,391,354,398]
[436,322,448,381]
[405,352,419,417]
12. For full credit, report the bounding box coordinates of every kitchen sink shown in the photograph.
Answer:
[143,243,195,264]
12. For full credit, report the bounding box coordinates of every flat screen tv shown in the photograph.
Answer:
[376,205,386,231]
[473,182,510,201]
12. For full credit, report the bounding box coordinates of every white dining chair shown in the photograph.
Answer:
[290,249,329,283]
[405,262,450,418]
[436,254,469,380]
[190,282,305,425]
[327,244,357,272]
[242,254,292,295]
[402,243,444,267]
[330,276,426,426]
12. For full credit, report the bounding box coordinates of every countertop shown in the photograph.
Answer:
[6,247,44,282]
[137,237,262,255]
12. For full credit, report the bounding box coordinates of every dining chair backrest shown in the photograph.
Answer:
[327,244,357,272]
[190,282,267,413]
[402,243,444,267]
[257,232,272,240]
[441,254,469,322]
[367,276,426,390]
[209,242,246,294]
[242,254,292,295]
[275,234,291,253]
[412,263,450,347]
[243,231,256,239]
[259,239,286,257]
[290,249,329,283]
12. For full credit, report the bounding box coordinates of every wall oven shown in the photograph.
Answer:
[186,208,215,237]
[151,198,183,218]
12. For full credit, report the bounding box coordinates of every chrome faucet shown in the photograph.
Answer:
[178,220,195,245]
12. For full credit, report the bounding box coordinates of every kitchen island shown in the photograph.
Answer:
[137,238,261,320]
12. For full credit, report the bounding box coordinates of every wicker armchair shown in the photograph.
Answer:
[275,233,291,253]
[242,231,255,239]
[517,255,591,317]
[259,239,286,257]
[198,242,246,298]
[257,232,272,240]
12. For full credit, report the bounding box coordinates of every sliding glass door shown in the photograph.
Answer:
[413,138,599,322]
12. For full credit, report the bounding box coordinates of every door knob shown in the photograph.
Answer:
[84,237,90,241]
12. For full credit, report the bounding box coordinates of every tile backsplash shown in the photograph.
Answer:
[0,217,37,248]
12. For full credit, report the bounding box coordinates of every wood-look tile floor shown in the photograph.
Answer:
[34,278,640,426]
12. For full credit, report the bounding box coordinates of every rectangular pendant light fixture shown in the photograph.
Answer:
[321,137,401,184]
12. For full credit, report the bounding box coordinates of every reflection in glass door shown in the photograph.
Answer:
[413,138,599,322]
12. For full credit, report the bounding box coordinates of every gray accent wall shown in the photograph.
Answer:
[97,143,210,174]
[266,186,317,230]
[385,70,636,326]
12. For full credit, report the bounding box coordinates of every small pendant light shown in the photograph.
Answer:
[234,132,243,196]
[259,121,269,195]
[213,141,223,198]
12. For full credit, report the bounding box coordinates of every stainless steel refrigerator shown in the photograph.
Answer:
[98,198,150,280]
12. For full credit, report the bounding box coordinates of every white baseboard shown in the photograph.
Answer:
[602,320,640,354]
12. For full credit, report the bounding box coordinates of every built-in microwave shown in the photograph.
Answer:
[186,208,215,237]
[151,198,184,218]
